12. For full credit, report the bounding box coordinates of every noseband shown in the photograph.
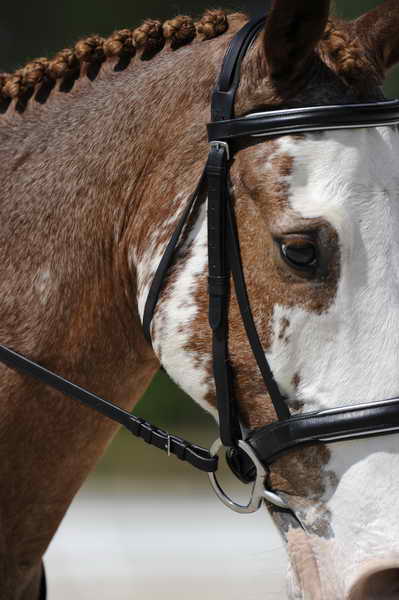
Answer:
[2,15,399,516]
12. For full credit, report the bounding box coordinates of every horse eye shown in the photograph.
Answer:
[280,240,317,270]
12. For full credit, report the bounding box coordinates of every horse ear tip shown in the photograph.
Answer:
[260,0,332,84]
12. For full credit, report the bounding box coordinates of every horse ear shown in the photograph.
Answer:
[355,0,399,72]
[263,0,330,81]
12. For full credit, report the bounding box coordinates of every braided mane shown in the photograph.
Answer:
[320,19,376,82]
[0,9,229,113]
[0,10,379,115]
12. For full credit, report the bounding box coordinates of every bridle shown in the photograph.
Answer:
[3,14,399,520]
[145,14,399,513]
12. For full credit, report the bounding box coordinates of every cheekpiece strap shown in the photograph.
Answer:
[206,143,242,448]
[211,16,266,122]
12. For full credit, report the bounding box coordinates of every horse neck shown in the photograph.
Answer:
[124,24,246,327]
[0,30,241,592]
[0,21,245,395]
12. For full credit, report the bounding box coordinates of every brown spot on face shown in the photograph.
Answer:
[271,501,334,540]
[289,399,304,413]
[269,446,338,540]
[307,505,334,539]
[289,373,304,412]
[278,317,290,340]
[270,444,338,500]
[292,372,301,389]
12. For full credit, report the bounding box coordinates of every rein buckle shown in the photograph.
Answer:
[209,140,230,161]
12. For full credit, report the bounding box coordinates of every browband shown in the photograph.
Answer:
[208,99,399,142]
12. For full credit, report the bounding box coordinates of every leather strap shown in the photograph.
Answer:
[0,344,217,473]
[206,141,289,441]
[211,16,266,121]
[206,12,289,462]
[225,189,290,421]
[206,144,241,448]
[39,562,47,600]
[208,99,399,142]
[247,397,399,465]
[143,170,207,342]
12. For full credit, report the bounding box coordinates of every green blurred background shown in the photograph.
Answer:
[1,1,398,480]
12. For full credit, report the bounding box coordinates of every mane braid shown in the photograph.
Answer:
[0,9,229,113]
[319,19,378,83]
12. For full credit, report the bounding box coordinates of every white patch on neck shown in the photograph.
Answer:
[34,267,53,305]
[154,200,216,418]
[135,195,216,419]
[134,192,187,323]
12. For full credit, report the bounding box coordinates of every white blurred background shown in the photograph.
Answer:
[44,427,288,600]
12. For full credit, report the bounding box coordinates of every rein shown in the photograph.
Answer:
[3,15,399,516]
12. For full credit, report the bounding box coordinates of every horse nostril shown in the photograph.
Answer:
[349,568,399,600]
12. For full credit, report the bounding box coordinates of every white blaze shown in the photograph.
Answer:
[269,128,399,598]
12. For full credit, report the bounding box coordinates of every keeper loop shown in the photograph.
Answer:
[208,275,229,297]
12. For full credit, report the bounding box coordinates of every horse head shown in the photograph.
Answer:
[143,2,399,597]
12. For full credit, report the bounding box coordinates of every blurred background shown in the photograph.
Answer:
[2,0,398,97]
[1,1,398,598]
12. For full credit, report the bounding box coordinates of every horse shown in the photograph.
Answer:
[2,0,399,598]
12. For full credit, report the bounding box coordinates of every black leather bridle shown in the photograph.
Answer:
[3,15,399,516]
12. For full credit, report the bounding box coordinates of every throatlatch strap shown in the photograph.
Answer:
[0,344,217,473]
[143,170,207,342]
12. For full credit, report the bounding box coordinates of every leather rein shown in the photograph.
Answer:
[3,15,399,514]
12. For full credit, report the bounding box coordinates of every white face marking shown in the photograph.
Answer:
[135,128,399,596]
[268,128,399,597]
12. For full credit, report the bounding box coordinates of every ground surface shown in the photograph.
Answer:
[45,480,288,600]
